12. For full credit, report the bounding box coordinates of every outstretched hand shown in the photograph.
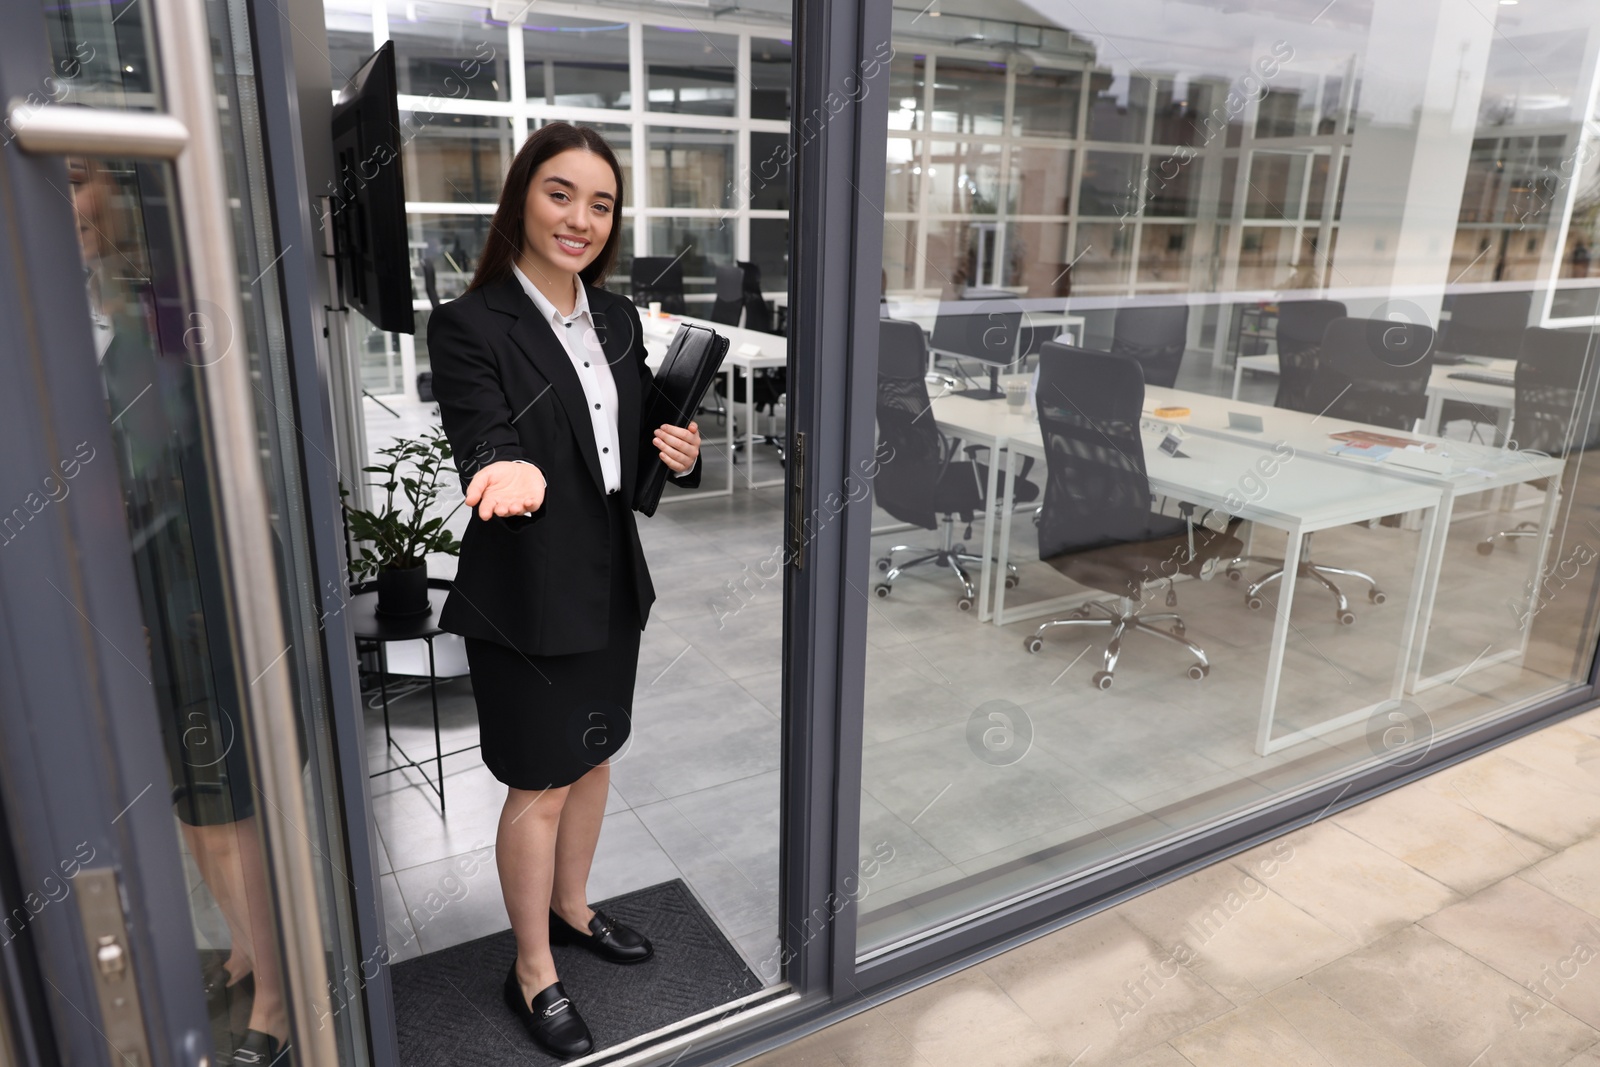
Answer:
[464,460,546,520]
[654,421,701,473]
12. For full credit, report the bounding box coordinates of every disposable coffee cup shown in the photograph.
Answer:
[649,301,662,319]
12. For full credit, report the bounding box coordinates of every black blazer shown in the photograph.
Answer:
[427,273,699,656]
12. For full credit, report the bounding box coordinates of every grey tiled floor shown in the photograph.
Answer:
[745,706,1600,1067]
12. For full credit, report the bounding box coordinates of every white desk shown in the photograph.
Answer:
[1231,353,1279,400]
[930,394,1444,756]
[1422,359,1516,437]
[1132,385,1563,694]
[643,313,788,490]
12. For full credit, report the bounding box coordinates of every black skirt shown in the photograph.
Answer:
[464,491,641,790]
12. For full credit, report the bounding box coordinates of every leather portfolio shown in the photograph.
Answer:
[634,322,730,516]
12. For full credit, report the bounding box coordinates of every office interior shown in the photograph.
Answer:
[335,0,1600,981]
[17,0,1600,1062]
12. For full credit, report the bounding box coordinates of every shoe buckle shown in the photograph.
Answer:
[543,997,571,1018]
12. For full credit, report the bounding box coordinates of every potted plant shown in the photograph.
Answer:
[342,427,462,616]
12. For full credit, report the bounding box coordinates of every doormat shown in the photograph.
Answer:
[390,879,765,1065]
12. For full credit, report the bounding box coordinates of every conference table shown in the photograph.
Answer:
[640,311,789,493]
[930,392,1444,756]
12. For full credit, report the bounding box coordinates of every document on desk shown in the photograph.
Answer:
[1326,429,1434,462]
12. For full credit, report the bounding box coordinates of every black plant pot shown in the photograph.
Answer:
[376,564,431,617]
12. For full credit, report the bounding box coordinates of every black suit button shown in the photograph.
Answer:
[594,403,601,409]
[584,361,590,367]
[603,447,609,453]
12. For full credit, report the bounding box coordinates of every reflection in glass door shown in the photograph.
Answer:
[7,0,370,1060]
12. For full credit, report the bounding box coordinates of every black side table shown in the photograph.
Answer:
[350,580,476,814]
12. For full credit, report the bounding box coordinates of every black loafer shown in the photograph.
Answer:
[503,963,593,1059]
[231,1029,289,1066]
[549,906,654,964]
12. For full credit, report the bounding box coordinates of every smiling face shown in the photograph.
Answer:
[516,147,617,297]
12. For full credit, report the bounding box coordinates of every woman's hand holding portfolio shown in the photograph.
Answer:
[466,460,546,520]
[654,421,702,474]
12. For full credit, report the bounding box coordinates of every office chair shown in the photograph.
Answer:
[872,319,1038,610]
[928,296,1025,398]
[1480,327,1599,553]
[1025,344,1243,689]
[1228,316,1436,623]
[1273,299,1347,413]
[1111,303,1189,388]
[710,264,745,326]
[631,256,688,314]
[1440,289,1532,358]
[708,261,786,462]
[737,260,775,333]
[1438,289,1532,435]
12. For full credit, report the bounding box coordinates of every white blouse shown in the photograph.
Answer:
[512,265,623,493]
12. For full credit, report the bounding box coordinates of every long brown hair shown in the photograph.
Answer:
[468,122,626,292]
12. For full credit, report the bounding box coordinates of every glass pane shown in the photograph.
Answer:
[1256,77,1320,139]
[1086,70,1147,142]
[643,24,737,116]
[888,52,926,132]
[408,213,493,302]
[930,57,1006,136]
[1246,151,1308,219]
[1151,76,1215,146]
[1305,153,1331,221]
[1068,221,1133,290]
[523,15,632,109]
[647,217,734,298]
[751,36,793,120]
[401,114,513,204]
[1136,222,1194,287]
[41,0,158,109]
[925,141,1003,215]
[883,217,919,294]
[1079,151,1141,217]
[389,2,509,101]
[861,0,1600,968]
[1001,220,1072,297]
[649,126,735,210]
[1145,155,1203,217]
[1010,145,1073,216]
[1013,66,1082,137]
[920,218,1002,293]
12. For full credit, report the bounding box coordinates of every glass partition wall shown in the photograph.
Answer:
[857,0,1600,964]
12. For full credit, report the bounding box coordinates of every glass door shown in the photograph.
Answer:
[0,0,368,1062]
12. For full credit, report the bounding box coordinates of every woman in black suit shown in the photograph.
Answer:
[427,122,701,1059]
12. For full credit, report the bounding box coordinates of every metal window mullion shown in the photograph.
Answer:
[917,55,935,295]
[630,19,648,257]
[993,62,1014,288]
[738,31,751,262]
[371,0,389,46]
[507,22,528,145]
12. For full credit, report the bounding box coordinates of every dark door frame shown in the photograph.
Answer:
[0,9,217,1066]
